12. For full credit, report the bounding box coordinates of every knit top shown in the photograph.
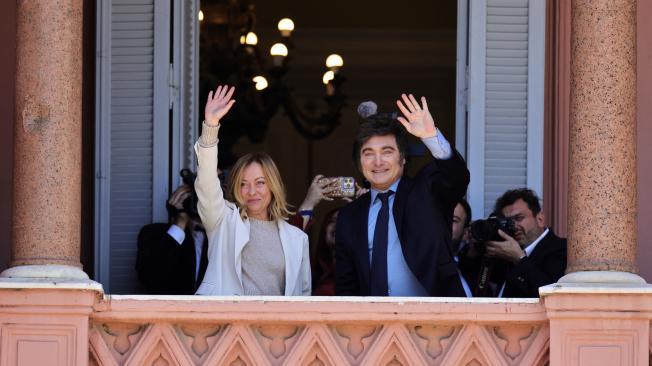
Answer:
[241,218,286,295]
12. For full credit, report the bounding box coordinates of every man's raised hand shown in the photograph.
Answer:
[204,85,236,127]
[396,94,437,139]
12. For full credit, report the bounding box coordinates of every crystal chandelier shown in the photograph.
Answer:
[199,1,347,166]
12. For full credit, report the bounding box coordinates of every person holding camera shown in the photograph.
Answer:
[194,85,311,296]
[136,183,208,295]
[483,188,567,298]
[335,96,470,297]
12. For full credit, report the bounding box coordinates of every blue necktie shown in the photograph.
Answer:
[370,191,393,296]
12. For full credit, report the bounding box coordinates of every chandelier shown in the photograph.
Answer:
[199,1,347,166]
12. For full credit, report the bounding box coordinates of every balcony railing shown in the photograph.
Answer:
[90,296,548,365]
[1,281,650,365]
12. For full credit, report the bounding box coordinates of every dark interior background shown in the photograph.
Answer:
[199,0,459,244]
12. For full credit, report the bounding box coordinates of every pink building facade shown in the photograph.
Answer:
[1,0,652,365]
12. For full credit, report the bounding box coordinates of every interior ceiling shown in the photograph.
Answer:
[249,0,456,29]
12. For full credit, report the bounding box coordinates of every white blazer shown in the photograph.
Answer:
[193,141,311,296]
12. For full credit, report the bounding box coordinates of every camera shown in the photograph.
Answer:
[166,169,199,218]
[318,177,356,198]
[468,213,516,297]
[470,214,516,243]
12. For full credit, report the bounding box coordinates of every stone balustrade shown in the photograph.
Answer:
[89,296,549,366]
[2,281,652,365]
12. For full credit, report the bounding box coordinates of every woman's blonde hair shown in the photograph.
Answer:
[227,152,293,221]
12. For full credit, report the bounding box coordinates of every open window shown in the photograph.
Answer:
[458,0,545,218]
[95,0,199,292]
[94,0,546,294]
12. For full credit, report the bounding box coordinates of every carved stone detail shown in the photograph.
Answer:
[230,356,247,366]
[282,325,349,365]
[152,354,170,366]
[307,354,326,366]
[412,324,457,359]
[492,325,536,360]
[457,342,492,366]
[178,324,223,357]
[333,324,378,359]
[202,324,271,365]
[377,343,411,366]
[386,354,405,366]
[101,323,144,356]
[138,342,181,366]
[363,325,429,365]
[256,325,300,359]
[86,306,551,366]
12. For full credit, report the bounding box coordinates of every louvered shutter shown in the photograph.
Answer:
[170,0,200,182]
[466,0,545,218]
[95,0,171,293]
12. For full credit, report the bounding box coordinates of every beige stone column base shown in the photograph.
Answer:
[0,279,103,366]
[0,264,90,280]
[558,270,646,284]
[541,282,652,366]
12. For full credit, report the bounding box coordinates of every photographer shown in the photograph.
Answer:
[484,188,567,298]
[136,180,208,295]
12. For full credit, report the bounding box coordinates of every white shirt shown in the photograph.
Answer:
[366,130,452,296]
[453,254,473,297]
[166,224,205,282]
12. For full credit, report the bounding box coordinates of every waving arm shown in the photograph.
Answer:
[397,93,469,207]
[195,85,236,231]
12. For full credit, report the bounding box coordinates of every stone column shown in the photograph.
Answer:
[562,0,642,283]
[542,1,651,363]
[1,0,87,279]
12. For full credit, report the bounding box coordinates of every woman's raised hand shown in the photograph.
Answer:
[204,85,236,127]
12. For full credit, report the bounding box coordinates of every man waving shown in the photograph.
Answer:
[335,94,470,296]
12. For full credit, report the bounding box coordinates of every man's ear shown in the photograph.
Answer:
[536,211,545,228]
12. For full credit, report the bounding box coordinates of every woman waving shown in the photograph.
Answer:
[194,85,311,296]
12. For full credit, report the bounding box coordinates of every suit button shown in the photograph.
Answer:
[517,276,525,282]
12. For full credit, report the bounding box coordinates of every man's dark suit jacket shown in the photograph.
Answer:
[492,229,567,298]
[136,223,208,295]
[335,151,470,296]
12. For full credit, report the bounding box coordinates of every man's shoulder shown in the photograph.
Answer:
[542,230,567,248]
[530,230,567,259]
[139,223,173,237]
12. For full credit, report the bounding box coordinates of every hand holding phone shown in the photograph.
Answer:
[318,177,356,198]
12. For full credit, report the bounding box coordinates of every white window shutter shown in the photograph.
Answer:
[170,0,200,183]
[466,0,545,218]
[95,0,171,293]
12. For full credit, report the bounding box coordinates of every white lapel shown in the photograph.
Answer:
[233,210,250,286]
[278,220,300,295]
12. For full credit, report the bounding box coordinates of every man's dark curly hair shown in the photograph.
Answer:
[352,115,409,170]
[494,188,542,216]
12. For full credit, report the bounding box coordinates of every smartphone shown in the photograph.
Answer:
[319,176,356,198]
